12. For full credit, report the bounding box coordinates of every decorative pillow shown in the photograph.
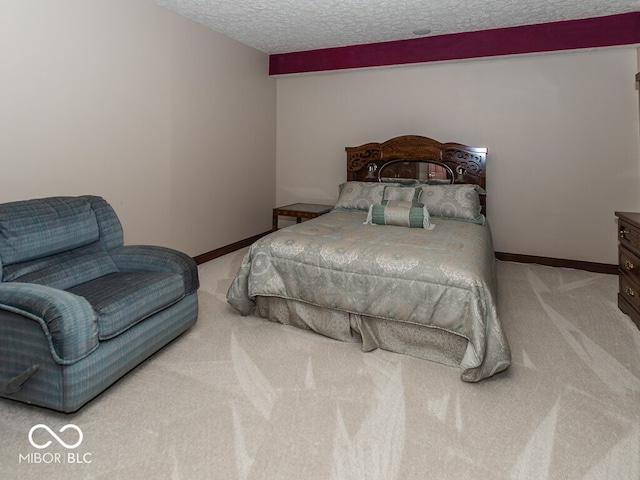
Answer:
[382,185,421,206]
[418,184,485,225]
[335,182,397,211]
[365,203,435,229]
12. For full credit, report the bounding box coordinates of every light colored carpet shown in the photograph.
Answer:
[1,249,639,480]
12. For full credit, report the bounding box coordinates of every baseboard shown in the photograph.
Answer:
[193,231,271,265]
[495,252,618,275]
[193,237,618,275]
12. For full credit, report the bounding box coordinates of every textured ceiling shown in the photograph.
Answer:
[152,0,640,54]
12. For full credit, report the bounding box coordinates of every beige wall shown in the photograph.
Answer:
[0,0,276,257]
[276,47,640,264]
[2,1,638,265]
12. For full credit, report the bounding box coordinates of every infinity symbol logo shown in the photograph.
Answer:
[28,424,83,449]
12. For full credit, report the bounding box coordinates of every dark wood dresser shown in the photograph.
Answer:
[616,211,640,330]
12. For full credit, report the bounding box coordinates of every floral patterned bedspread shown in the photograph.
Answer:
[227,210,511,380]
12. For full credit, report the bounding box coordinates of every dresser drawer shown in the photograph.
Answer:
[619,273,640,312]
[616,212,640,330]
[619,246,640,283]
[619,219,640,254]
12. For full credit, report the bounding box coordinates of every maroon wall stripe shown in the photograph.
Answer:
[269,12,640,75]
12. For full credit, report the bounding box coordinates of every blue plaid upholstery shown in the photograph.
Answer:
[0,195,199,412]
[69,272,184,340]
[110,245,199,295]
[3,242,119,289]
[81,195,124,251]
[0,282,98,362]
[0,197,100,265]
[0,294,197,412]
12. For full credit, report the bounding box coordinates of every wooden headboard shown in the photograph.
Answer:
[346,135,488,213]
[345,135,487,189]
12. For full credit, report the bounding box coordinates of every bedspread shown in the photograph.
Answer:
[227,210,510,381]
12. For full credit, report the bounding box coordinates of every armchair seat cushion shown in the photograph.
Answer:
[68,272,185,340]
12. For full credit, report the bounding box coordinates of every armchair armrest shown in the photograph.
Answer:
[0,283,98,364]
[109,245,199,295]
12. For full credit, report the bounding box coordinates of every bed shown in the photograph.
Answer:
[227,135,511,381]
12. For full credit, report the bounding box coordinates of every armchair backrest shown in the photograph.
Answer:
[0,196,124,289]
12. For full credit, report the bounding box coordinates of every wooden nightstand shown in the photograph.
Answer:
[272,203,333,231]
[615,211,640,330]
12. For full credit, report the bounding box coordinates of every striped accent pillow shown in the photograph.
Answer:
[365,203,435,229]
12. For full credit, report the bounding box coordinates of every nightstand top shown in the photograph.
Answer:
[274,203,334,214]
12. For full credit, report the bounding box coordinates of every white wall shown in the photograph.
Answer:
[0,0,276,257]
[276,48,640,264]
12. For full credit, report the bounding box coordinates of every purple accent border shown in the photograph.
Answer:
[269,12,640,75]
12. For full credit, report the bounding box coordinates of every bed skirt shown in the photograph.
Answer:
[255,296,469,374]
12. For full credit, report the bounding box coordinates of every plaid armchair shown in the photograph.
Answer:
[0,196,199,412]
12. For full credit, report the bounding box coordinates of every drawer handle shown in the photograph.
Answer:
[625,286,636,297]
[620,229,630,239]
[625,260,636,271]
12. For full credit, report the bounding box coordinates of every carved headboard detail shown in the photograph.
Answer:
[345,135,488,190]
